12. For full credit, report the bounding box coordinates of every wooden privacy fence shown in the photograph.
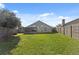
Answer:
[57,24,79,39]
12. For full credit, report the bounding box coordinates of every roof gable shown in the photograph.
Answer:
[27,20,53,28]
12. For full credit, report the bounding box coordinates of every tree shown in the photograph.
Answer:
[0,9,21,41]
[52,27,57,33]
[0,9,21,28]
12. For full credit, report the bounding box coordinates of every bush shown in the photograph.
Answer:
[52,27,57,33]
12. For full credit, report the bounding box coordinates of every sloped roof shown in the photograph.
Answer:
[26,20,53,28]
[64,18,79,26]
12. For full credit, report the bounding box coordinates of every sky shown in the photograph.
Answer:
[0,3,79,27]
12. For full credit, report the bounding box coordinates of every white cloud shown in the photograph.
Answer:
[58,16,71,23]
[0,3,5,8]
[16,13,78,27]
[58,16,70,19]
[16,13,58,27]
[39,12,54,17]
[12,10,19,14]
[57,16,78,24]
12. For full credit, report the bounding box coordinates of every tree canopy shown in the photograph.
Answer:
[0,9,21,29]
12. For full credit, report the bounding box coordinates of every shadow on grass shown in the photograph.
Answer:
[0,35,20,55]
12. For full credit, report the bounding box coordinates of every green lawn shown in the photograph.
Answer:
[0,33,79,55]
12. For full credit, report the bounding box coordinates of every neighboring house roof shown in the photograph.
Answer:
[64,18,79,26]
[26,20,53,28]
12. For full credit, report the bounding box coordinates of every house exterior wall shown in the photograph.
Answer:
[28,24,53,33]
[26,21,53,33]
[24,27,37,34]
[37,25,52,32]
[56,25,64,34]
[56,25,62,33]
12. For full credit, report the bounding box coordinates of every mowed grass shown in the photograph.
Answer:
[11,33,79,55]
[0,33,79,55]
